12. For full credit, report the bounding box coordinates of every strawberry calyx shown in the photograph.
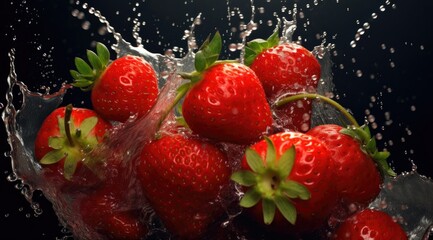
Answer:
[244,27,280,66]
[231,137,311,225]
[275,93,396,177]
[39,104,101,180]
[177,31,223,82]
[70,42,111,91]
[177,32,238,82]
[340,125,396,177]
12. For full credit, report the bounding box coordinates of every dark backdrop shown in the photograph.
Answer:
[1,0,432,239]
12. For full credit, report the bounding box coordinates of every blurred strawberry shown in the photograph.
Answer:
[332,209,407,240]
[79,182,148,240]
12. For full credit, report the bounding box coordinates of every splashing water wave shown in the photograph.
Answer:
[2,1,433,239]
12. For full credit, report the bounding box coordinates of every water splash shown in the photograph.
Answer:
[2,0,433,239]
[370,172,433,240]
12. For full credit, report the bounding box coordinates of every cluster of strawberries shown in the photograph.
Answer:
[34,31,407,239]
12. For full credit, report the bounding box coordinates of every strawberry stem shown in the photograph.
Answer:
[275,93,360,128]
[155,82,191,133]
[64,104,75,147]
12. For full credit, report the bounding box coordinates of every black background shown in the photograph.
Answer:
[1,0,433,239]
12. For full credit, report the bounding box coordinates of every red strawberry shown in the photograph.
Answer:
[307,124,396,207]
[175,32,273,144]
[332,209,407,240]
[34,104,112,190]
[245,30,321,132]
[78,137,148,240]
[70,42,159,122]
[182,62,273,144]
[136,131,231,239]
[79,183,148,240]
[231,131,338,235]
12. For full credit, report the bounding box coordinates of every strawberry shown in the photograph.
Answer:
[307,124,396,207]
[34,104,112,190]
[332,209,407,240]
[231,131,338,236]
[171,32,273,144]
[70,42,159,122]
[136,131,232,239]
[79,183,148,240]
[245,29,321,132]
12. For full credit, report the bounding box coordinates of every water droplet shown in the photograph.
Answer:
[376,133,383,140]
[356,70,363,77]
[363,22,370,29]
[81,21,90,30]
[410,105,416,112]
[7,173,18,182]
[379,200,388,209]
[301,123,310,132]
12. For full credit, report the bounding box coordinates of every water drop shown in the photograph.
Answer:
[7,173,18,182]
[376,133,383,140]
[228,43,237,52]
[81,21,90,30]
[363,22,370,29]
[4,151,11,158]
[356,69,363,77]
[15,182,24,190]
